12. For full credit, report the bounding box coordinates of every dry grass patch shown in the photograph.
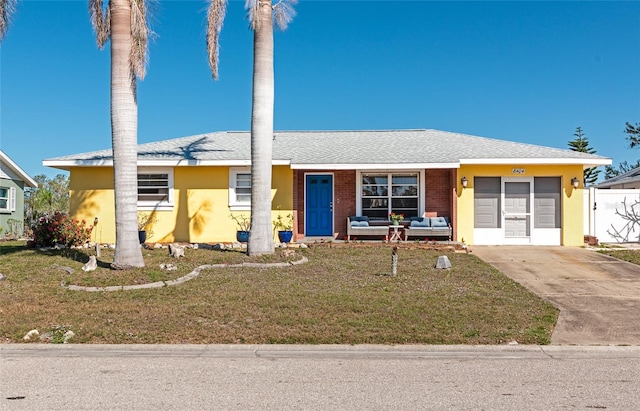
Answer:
[597,248,640,264]
[0,241,557,345]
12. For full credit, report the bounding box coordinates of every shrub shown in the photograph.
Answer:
[32,212,93,247]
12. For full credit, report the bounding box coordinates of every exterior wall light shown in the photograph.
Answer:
[571,177,580,189]
[461,176,469,188]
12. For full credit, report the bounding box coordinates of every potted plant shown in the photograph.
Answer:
[137,212,158,244]
[230,213,251,242]
[389,212,404,226]
[273,206,294,243]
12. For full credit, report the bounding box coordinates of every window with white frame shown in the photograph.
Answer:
[361,173,419,220]
[229,167,251,210]
[0,186,15,213]
[0,187,9,212]
[137,170,173,209]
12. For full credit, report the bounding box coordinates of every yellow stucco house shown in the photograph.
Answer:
[43,129,610,246]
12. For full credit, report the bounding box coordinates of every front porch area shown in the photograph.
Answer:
[292,168,458,243]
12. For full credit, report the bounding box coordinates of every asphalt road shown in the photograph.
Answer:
[3,344,640,410]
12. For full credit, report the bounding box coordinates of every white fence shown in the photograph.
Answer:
[584,188,640,243]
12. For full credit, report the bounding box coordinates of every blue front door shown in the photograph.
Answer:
[305,174,333,237]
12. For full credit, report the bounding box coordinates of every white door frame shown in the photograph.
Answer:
[502,177,533,245]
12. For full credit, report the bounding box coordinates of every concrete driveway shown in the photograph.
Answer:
[472,246,640,345]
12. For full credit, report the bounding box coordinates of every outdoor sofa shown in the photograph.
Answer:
[404,216,452,241]
[347,216,389,241]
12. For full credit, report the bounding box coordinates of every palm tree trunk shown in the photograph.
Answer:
[247,0,275,256]
[110,0,144,267]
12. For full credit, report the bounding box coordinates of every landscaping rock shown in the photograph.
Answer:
[55,265,75,274]
[63,331,75,343]
[168,243,185,258]
[280,249,296,258]
[22,329,39,341]
[435,255,452,269]
[82,256,98,272]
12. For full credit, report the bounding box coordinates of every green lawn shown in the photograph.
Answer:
[0,241,558,344]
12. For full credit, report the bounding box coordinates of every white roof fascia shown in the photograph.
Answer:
[1,150,38,187]
[291,163,460,170]
[43,159,113,167]
[43,159,292,168]
[460,158,612,166]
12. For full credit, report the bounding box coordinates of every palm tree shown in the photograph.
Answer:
[0,0,18,42]
[89,0,150,268]
[207,0,297,256]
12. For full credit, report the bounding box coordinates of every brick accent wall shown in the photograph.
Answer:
[333,170,357,239]
[424,169,452,216]
[450,169,458,241]
[424,168,456,239]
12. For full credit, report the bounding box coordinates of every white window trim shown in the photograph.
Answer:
[356,170,425,217]
[229,167,251,211]
[137,168,174,211]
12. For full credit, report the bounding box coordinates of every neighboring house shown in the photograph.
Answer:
[591,166,640,189]
[42,129,610,246]
[0,150,38,237]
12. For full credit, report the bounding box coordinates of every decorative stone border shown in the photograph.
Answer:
[59,256,308,292]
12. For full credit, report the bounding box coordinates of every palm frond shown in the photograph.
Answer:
[245,0,259,30]
[0,0,18,42]
[130,0,155,79]
[273,0,297,30]
[89,0,110,49]
[246,0,297,32]
[206,0,228,80]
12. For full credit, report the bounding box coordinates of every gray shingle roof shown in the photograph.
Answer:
[1,149,38,187]
[43,129,610,169]
[593,166,640,188]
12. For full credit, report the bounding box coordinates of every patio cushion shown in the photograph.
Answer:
[430,217,449,227]
[350,221,369,227]
[410,219,430,227]
[350,216,369,222]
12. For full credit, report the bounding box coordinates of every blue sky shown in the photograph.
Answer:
[1,0,639,179]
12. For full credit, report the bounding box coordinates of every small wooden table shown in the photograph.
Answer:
[388,225,403,242]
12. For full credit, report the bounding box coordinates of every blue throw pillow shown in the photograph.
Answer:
[430,217,448,227]
[410,219,430,227]
[350,216,369,222]
[351,221,369,227]
[409,217,424,222]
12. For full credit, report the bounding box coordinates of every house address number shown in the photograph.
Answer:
[512,168,525,174]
